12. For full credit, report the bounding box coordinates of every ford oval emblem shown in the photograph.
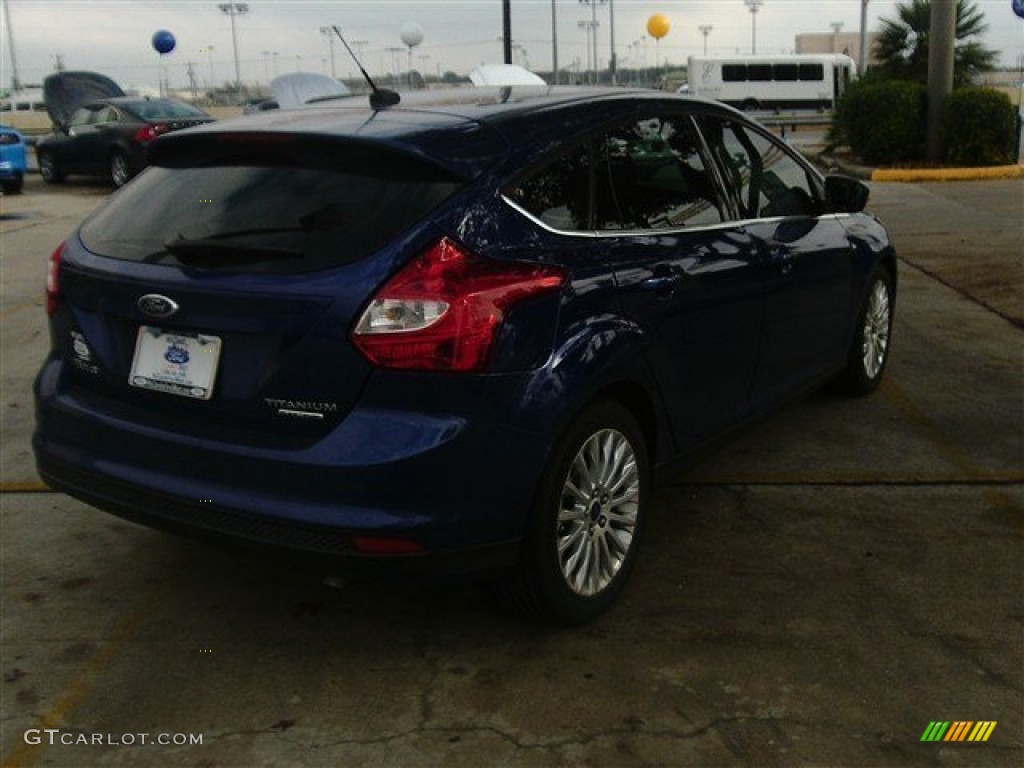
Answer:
[137,294,179,319]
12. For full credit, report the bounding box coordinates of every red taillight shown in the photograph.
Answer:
[133,123,169,143]
[352,238,567,373]
[46,242,65,316]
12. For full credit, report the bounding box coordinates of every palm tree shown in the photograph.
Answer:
[874,0,997,86]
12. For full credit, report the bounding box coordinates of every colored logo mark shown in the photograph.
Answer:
[920,721,997,742]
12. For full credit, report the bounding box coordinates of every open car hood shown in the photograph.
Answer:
[43,71,125,128]
[270,72,351,109]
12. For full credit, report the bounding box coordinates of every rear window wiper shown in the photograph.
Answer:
[160,230,304,265]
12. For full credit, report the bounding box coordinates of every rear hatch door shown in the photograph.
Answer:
[43,70,125,129]
[59,131,478,442]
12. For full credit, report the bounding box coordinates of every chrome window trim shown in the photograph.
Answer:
[501,195,848,238]
[501,195,740,239]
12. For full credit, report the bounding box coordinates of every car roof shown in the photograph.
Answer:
[151,87,740,180]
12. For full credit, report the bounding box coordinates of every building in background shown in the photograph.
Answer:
[796,32,880,72]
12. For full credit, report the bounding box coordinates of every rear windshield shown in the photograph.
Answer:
[123,101,209,120]
[80,146,462,274]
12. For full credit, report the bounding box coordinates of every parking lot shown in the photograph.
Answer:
[2,172,1021,766]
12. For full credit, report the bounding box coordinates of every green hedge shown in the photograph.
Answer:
[833,80,927,165]
[943,87,1016,166]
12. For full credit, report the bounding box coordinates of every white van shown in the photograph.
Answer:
[687,54,855,111]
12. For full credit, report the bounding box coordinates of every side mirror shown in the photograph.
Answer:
[824,175,869,214]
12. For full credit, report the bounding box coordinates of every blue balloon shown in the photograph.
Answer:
[1014,0,1024,21]
[152,29,176,55]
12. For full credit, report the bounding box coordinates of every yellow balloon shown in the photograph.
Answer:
[646,14,670,40]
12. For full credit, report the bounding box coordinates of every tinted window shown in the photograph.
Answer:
[595,117,723,231]
[773,64,799,81]
[748,64,772,82]
[505,145,591,231]
[698,118,818,219]
[799,63,825,81]
[125,100,208,121]
[722,64,746,82]
[80,148,462,274]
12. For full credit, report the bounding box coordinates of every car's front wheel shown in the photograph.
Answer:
[38,151,64,184]
[497,399,649,625]
[836,267,895,395]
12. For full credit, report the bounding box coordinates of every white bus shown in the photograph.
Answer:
[686,54,855,112]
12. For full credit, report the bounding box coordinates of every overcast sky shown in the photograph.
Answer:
[2,0,1022,91]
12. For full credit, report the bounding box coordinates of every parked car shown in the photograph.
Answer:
[35,71,213,188]
[34,87,896,624]
[0,124,28,194]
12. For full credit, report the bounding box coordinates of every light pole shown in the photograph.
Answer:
[578,19,598,84]
[205,45,215,103]
[3,0,22,91]
[743,0,763,55]
[551,0,558,85]
[262,50,270,84]
[579,0,605,83]
[217,2,249,104]
[699,25,713,56]
[830,21,844,53]
[320,26,337,79]
[858,0,869,75]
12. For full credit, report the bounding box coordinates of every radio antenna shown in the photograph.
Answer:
[332,25,400,110]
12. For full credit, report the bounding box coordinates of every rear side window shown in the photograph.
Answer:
[506,115,724,233]
[505,145,591,231]
[80,144,462,274]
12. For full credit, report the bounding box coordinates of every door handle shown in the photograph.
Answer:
[640,273,680,296]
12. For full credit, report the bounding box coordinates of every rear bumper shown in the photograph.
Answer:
[36,453,520,576]
[33,357,551,571]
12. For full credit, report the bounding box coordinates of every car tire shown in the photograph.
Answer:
[495,399,649,625]
[110,151,131,188]
[835,267,895,396]
[38,151,64,184]
[1,173,23,194]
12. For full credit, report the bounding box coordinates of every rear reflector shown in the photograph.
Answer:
[352,238,566,372]
[351,536,426,555]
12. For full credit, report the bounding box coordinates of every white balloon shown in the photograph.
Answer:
[399,22,424,48]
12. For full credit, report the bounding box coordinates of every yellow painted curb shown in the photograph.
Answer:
[872,164,1024,182]
[0,481,49,493]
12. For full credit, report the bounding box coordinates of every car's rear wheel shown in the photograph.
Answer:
[496,399,649,625]
[110,151,130,188]
[835,267,894,396]
[38,151,64,184]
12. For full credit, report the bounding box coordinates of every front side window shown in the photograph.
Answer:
[593,116,724,231]
[698,118,819,220]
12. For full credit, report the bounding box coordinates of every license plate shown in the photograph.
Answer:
[129,327,222,400]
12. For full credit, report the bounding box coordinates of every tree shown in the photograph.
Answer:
[873,0,998,86]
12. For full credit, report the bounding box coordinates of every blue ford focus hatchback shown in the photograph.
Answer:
[34,87,896,623]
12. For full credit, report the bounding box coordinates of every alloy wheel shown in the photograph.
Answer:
[555,428,640,597]
[862,279,890,380]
